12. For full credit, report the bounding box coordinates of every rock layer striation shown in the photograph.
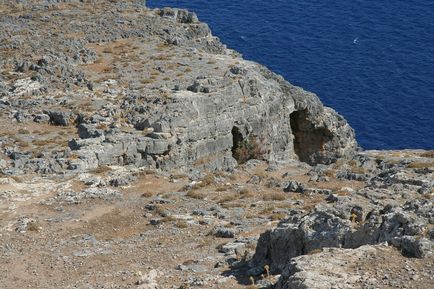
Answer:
[0,0,357,175]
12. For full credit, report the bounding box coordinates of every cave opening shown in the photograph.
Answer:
[290,109,331,165]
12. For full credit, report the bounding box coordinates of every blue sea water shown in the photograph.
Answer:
[148,0,434,150]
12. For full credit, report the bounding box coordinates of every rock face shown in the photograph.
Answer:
[273,244,434,289]
[0,0,357,175]
[253,203,432,274]
[252,150,434,287]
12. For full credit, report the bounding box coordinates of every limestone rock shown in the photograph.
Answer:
[253,202,433,273]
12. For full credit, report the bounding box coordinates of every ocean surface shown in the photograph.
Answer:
[148,0,434,150]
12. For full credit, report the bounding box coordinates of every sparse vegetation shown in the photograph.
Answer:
[18,129,30,134]
[217,194,239,203]
[407,162,434,169]
[233,136,265,164]
[263,192,286,201]
[175,220,188,228]
[239,188,254,198]
[270,212,286,221]
[186,191,206,200]
[420,151,434,158]
[308,248,323,255]
[90,165,112,174]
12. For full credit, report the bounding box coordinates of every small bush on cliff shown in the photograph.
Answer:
[233,136,264,164]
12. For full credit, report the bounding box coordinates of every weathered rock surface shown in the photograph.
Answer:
[0,0,357,176]
[275,244,434,289]
[252,150,434,288]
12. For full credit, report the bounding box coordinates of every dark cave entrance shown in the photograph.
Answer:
[290,109,331,165]
[231,126,244,162]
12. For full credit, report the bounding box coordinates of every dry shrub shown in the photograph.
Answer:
[324,169,336,178]
[162,215,177,222]
[303,203,317,211]
[32,139,55,146]
[18,129,30,134]
[91,165,111,174]
[218,194,239,203]
[141,191,154,198]
[216,185,230,192]
[221,202,243,209]
[420,151,434,158]
[260,205,275,214]
[186,191,205,200]
[141,79,154,84]
[201,174,215,186]
[26,221,40,232]
[175,220,188,228]
[102,66,113,73]
[308,248,323,255]
[240,188,255,198]
[270,213,286,221]
[407,162,434,169]
[171,173,187,180]
[234,136,265,164]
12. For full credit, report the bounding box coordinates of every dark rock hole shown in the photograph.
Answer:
[290,109,332,165]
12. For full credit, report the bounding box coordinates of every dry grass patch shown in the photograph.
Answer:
[407,162,434,169]
[186,191,206,200]
[175,220,188,228]
[420,151,434,158]
[240,188,255,199]
[141,79,154,84]
[17,129,30,134]
[270,213,286,221]
[26,221,41,232]
[263,192,286,201]
[221,202,243,209]
[260,205,275,214]
[215,184,230,192]
[141,191,154,198]
[90,165,112,174]
[217,193,239,203]
[308,248,323,255]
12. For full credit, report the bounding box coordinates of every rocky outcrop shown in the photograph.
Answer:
[67,64,357,172]
[252,152,434,287]
[0,0,357,175]
[253,203,432,273]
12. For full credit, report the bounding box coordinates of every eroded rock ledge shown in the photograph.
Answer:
[0,0,356,176]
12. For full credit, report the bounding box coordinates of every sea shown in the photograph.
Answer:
[147,0,434,150]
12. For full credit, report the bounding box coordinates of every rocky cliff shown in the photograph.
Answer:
[0,0,357,176]
[0,2,432,289]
